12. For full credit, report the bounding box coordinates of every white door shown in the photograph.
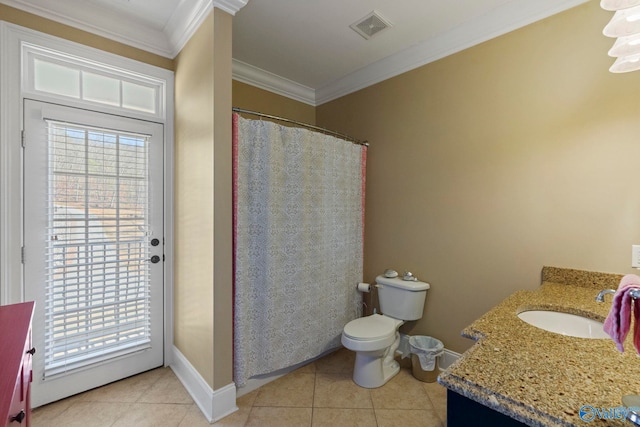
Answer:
[23,99,165,407]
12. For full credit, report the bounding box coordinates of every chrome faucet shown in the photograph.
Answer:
[595,289,616,302]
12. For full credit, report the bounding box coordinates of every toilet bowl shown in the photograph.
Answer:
[341,314,404,388]
[342,273,430,388]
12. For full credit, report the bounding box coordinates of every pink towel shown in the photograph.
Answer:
[603,274,640,353]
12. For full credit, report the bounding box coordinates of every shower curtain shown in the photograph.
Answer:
[232,113,366,387]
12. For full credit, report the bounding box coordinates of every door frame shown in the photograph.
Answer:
[0,22,175,377]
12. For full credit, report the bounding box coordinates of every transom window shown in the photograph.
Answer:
[22,43,165,118]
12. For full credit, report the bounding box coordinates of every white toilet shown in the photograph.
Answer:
[342,274,429,388]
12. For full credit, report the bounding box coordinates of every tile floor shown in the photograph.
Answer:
[32,348,447,427]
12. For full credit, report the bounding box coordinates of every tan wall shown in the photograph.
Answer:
[317,2,640,353]
[233,80,316,125]
[174,12,215,387]
[0,4,173,70]
[174,9,234,390]
[212,9,234,389]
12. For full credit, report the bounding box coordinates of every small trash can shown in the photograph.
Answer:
[409,336,444,383]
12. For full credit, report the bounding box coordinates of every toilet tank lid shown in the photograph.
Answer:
[376,275,430,291]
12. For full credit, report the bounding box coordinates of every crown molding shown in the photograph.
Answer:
[167,0,249,57]
[212,0,249,16]
[232,59,316,106]
[0,0,250,59]
[166,0,213,58]
[0,0,174,58]
[228,0,589,106]
[315,0,590,105]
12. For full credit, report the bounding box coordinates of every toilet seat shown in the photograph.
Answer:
[341,314,401,352]
[343,314,397,341]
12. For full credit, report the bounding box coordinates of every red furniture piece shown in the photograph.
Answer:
[0,302,35,426]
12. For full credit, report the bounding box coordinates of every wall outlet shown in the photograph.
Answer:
[632,245,640,268]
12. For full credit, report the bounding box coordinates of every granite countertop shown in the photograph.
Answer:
[438,267,640,426]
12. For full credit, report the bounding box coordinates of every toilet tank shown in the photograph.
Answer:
[376,275,429,320]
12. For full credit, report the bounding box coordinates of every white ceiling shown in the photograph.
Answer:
[1,0,590,105]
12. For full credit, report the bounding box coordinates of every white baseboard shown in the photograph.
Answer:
[170,343,461,420]
[170,346,238,423]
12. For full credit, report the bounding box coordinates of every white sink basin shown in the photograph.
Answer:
[517,310,609,339]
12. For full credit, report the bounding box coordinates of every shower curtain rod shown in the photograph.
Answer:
[232,107,369,147]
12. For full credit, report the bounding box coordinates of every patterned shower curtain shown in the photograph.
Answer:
[232,113,366,387]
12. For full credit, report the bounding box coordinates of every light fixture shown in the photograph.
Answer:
[601,0,640,72]
[603,4,640,37]
[600,0,640,11]
[608,33,640,56]
[609,52,640,72]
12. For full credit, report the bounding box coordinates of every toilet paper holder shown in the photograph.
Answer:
[357,282,372,292]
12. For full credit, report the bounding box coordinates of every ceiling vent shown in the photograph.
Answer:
[350,11,393,40]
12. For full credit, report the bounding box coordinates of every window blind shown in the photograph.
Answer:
[44,120,152,378]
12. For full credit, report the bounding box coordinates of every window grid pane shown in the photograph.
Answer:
[34,58,80,98]
[44,121,152,377]
[82,72,120,107]
[122,81,157,113]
